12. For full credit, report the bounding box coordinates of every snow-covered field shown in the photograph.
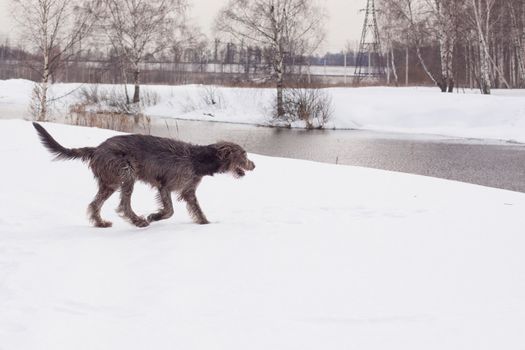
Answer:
[2,79,525,142]
[1,120,525,349]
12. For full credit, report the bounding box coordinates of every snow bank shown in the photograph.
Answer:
[1,120,525,349]
[0,79,35,118]
[330,87,525,142]
[143,84,525,142]
[2,79,525,142]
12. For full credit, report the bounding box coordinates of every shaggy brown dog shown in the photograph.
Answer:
[33,123,255,228]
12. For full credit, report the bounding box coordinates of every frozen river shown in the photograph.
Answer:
[135,117,525,193]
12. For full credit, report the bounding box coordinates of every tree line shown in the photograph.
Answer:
[378,0,525,94]
[10,0,525,122]
[10,0,326,121]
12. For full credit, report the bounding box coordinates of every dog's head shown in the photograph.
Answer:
[215,142,255,178]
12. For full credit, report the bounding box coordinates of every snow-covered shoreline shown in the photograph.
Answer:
[1,120,525,349]
[2,79,525,143]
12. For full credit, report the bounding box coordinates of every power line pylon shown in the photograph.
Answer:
[354,0,386,83]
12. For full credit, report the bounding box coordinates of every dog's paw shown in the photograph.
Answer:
[95,220,113,228]
[147,213,162,222]
[197,219,210,225]
[133,217,150,228]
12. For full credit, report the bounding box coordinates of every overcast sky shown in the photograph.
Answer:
[0,0,364,53]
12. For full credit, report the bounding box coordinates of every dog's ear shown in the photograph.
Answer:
[216,143,232,160]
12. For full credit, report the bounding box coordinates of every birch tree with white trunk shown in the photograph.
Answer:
[98,0,187,104]
[12,0,99,121]
[216,0,326,119]
[469,0,496,94]
[506,0,525,87]
[380,0,464,92]
[426,0,465,92]
[380,0,441,88]
[377,0,408,86]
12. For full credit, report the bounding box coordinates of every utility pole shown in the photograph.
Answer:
[354,0,386,84]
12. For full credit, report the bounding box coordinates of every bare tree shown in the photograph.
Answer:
[469,0,496,94]
[507,0,525,87]
[216,0,326,119]
[168,23,208,64]
[98,0,187,104]
[426,0,466,92]
[379,0,521,92]
[377,0,406,86]
[12,0,99,121]
[380,0,441,87]
[379,0,464,92]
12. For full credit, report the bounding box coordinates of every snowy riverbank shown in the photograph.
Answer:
[1,120,525,349]
[2,79,525,142]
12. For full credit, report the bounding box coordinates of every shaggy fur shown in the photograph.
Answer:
[33,122,255,228]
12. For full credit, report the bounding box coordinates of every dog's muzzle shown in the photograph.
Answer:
[246,160,256,171]
[233,159,255,178]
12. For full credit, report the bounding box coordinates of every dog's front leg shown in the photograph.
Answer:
[181,190,209,225]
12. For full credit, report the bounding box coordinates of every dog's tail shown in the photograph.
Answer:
[32,122,95,162]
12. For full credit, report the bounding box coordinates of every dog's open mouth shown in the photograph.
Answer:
[234,167,246,177]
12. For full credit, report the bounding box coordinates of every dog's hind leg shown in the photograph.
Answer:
[147,186,174,222]
[116,179,149,228]
[181,189,209,225]
[88,183,116,228]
